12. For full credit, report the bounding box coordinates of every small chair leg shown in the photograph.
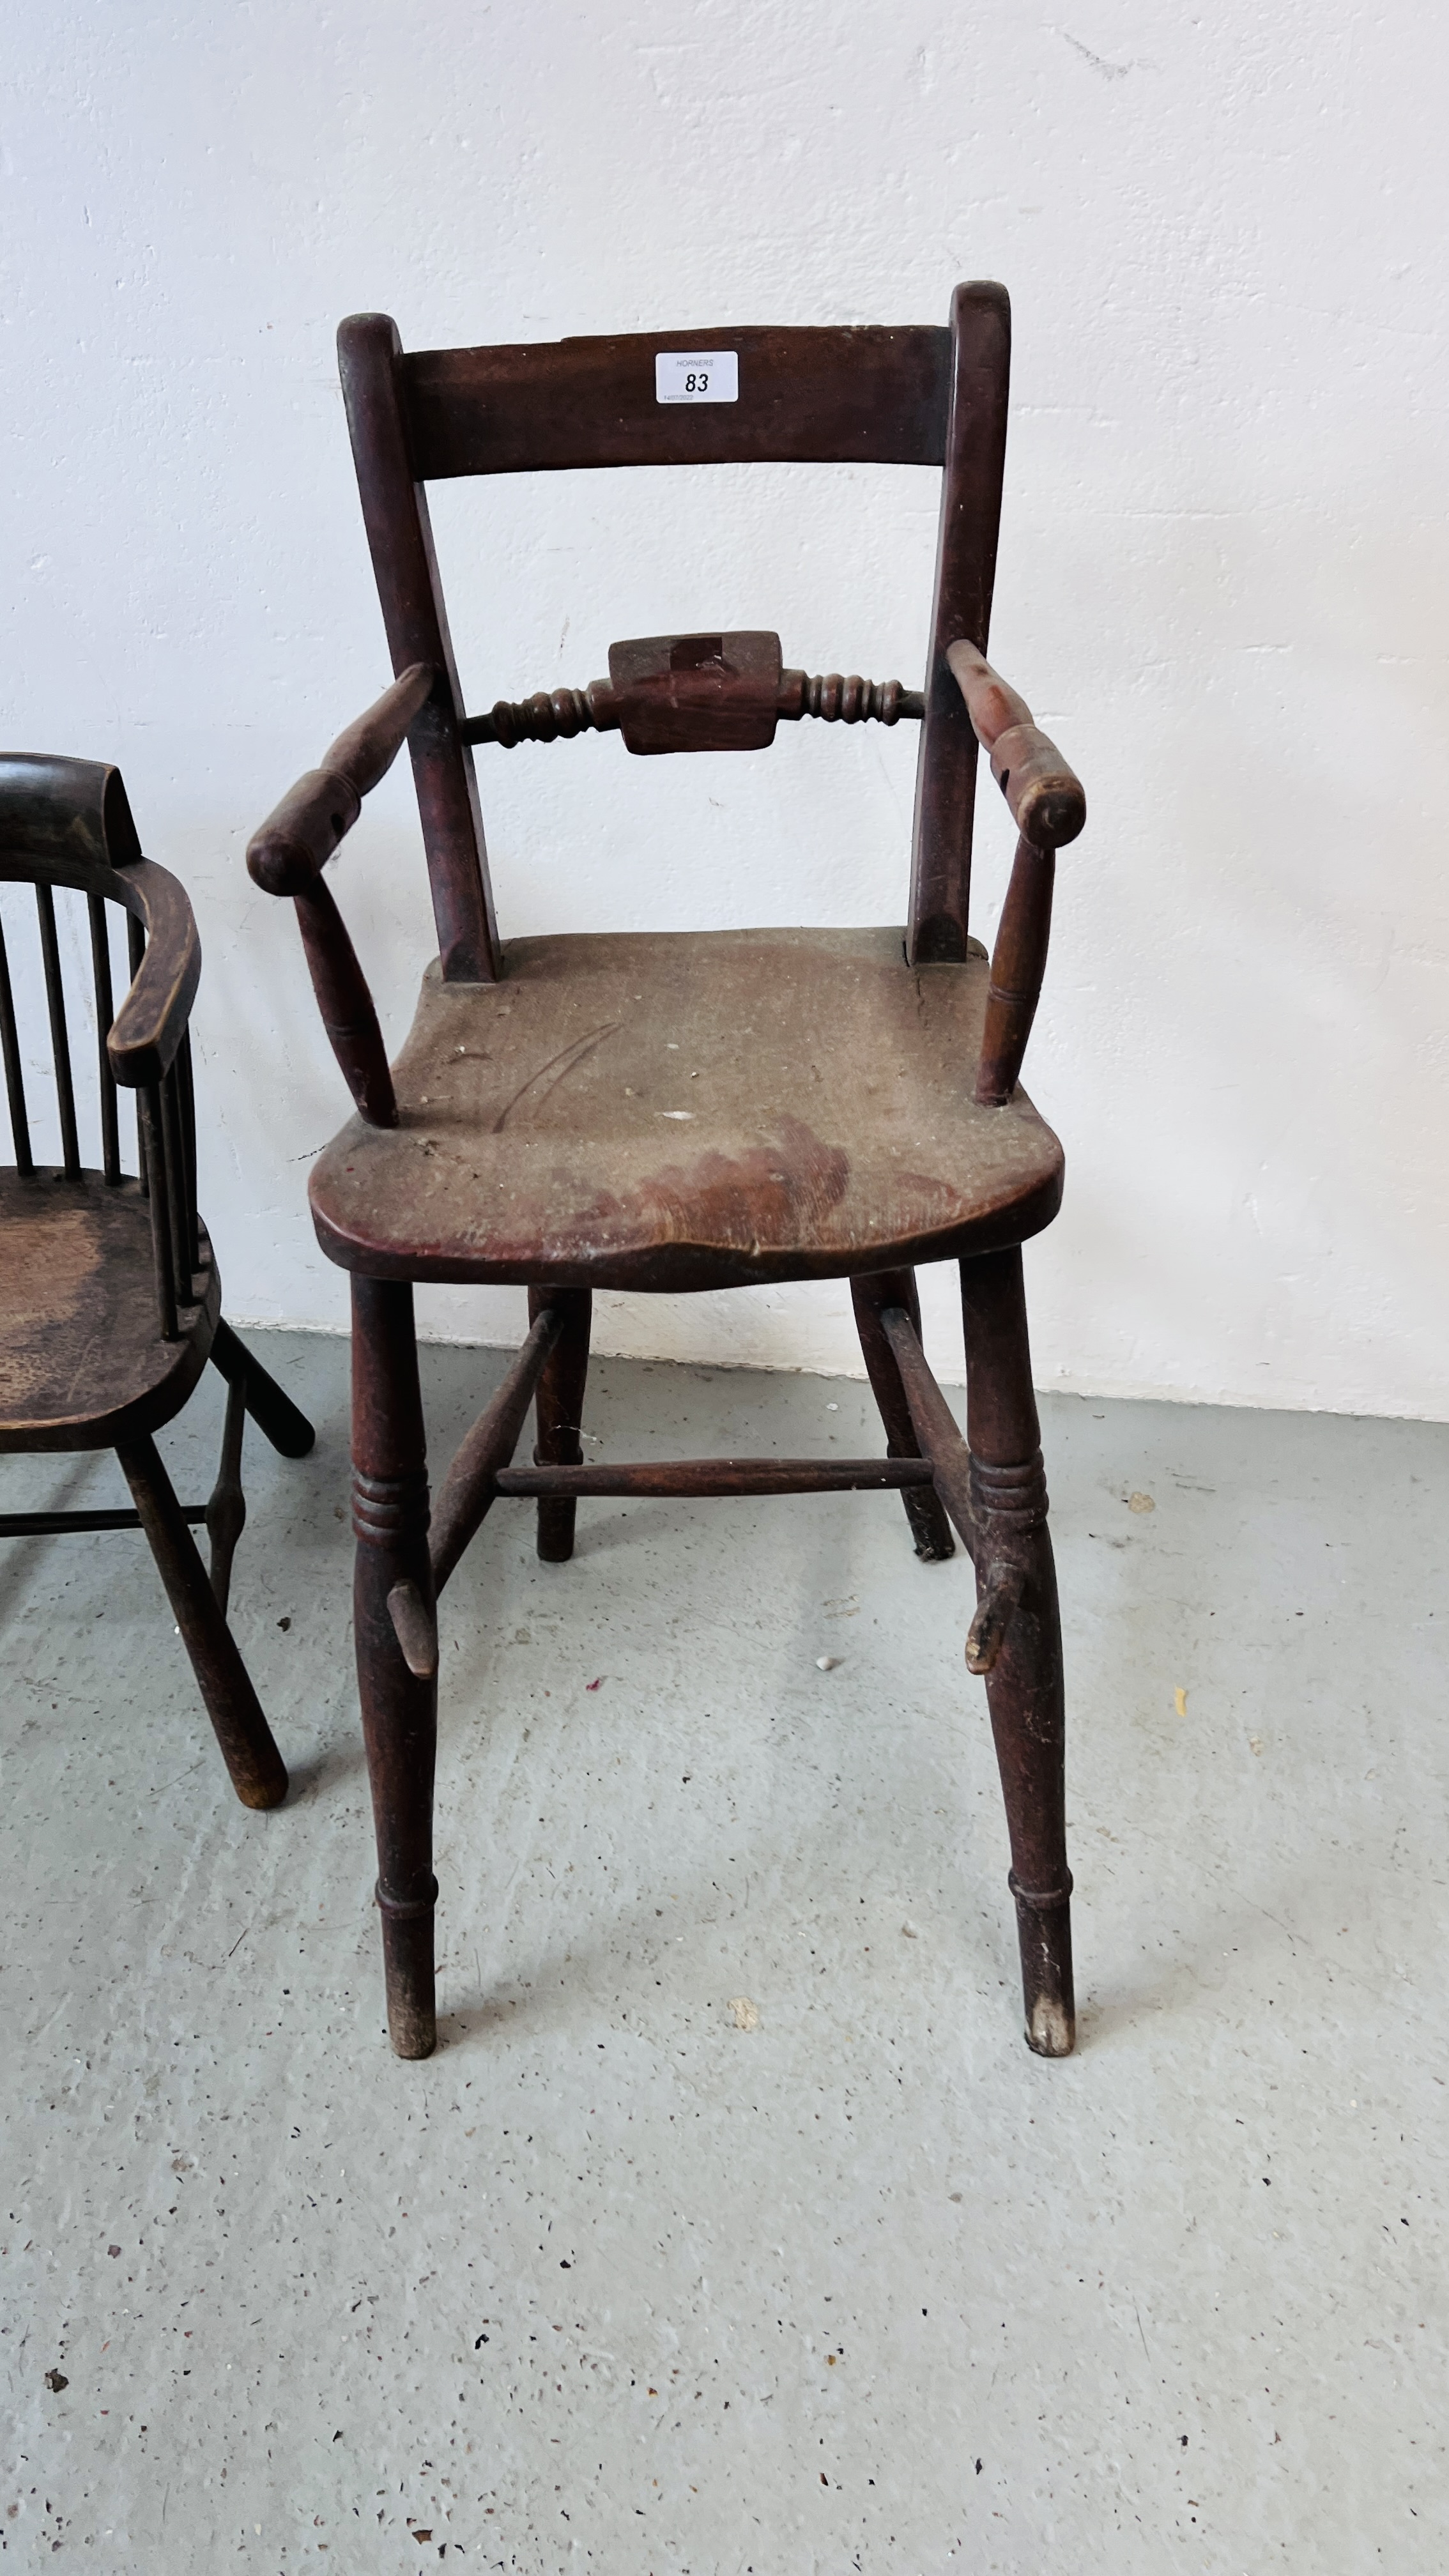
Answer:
[352,1276,438,2058]
[850,1269,956,1560]
[960,1248,1075,2057]
[210,1315,316,1459]
[528,1285,591,1563]
[116,1434,288,1811]
[205,1373,247,1614]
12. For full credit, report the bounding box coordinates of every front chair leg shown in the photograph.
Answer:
[850,1269,955,1560]
[116,1434,288,1811]
[960,1248,1075,2057]
[529,1285,591,1563]
[351,1277,438,2058]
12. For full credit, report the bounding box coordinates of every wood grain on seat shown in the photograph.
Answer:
[0,1172,217,1451]
[309,928,1063,1291]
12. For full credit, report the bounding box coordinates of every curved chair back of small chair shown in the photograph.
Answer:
[0,754,203,1340]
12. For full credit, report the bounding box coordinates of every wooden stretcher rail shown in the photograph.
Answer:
[0,1504,210,1537]
[429,1306,566,1593]
[493,1457,935,1498]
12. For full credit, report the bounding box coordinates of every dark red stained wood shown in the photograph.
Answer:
[975,835,1056,1108]
[849,1267,956,1560]
[878,1303,977,1552]
[118,1432,288,1810]
[908,282,1012,965]
[246,664,435,896]
[350,1275,438,2058]
[463,650,923,750]
[336,314,500,985]
[494,1455,936,1498]
[608,631,783,756]
[400,325,951,479]
[945,641,1085,848]
[292,878,398,1129]
[428,1303,565,1593]
[528,1282,590,1562]
[252,284,1087,2062]
[958,1247,1073,2056]
[307,928,1064,1292]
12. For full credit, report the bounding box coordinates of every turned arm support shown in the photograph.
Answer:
[246,663,436,1127]
[944,641,1087,1108]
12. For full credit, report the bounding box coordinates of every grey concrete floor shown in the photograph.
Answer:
[1,1332,1446,2573]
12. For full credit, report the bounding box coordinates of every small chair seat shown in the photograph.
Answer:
[0,1170,215,1452]
[309,926,1064,1291]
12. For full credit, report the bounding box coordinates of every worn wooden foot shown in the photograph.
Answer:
[850,1269,955,1560]
[352,1277,438,2058]
[529,1286,591,1562]
[961,1248,1075,2057]
[117,1434,288,1811]
[210,1315,316,1459]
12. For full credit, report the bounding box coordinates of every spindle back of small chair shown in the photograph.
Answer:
[336,281,1012,982]
[0,755,204,1344]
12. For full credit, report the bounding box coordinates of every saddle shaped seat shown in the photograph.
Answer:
[309,927,1064,1291]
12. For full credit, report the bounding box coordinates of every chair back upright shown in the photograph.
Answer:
[0,754,203,1342]
[336,282,1013,979]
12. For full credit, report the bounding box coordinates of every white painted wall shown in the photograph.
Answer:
[4,1,1447,1413]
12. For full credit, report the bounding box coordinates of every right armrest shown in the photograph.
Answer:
[245,664,434,1127]
[945,641,1085,850]
[107,858,201,1089]
[247,663,435,894]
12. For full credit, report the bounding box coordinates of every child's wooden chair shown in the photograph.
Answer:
[1,755,315,1808]
[248,283,1085,2059]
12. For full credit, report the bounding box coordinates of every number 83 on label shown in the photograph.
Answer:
[655,350,739,404]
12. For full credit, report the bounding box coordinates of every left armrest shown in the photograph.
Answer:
[107,859,201,1088]
[247,662,435,895]
[946,641,1085,850]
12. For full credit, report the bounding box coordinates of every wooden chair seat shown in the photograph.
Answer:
[0,1169,217,1451]
[309,927,1064,1290]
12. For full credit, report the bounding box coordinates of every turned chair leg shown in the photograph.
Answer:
[960,1248,1075,2057]
[116,1434,288,1811]
[850,1269,956,1560]
[351,1276,438,2058]
[210,1315,316,1459]
[205,1373,247,1614]
[529,1285,591,1563]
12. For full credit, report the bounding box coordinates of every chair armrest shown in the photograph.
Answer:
[945,642,1085,850]
[244,666,433,1130]
[247,663,435,895]
[107,858,201,1088]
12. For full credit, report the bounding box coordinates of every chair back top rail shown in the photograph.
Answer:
[396,325,953,480]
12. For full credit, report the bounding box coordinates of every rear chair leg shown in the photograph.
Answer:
[850,1269,955,1560]
[205,1373,247,1614]
[529,1285,591,1563]
[961,1248,1075,2057]
[117,1434,288,1811]
[210,1314,316,1459]
[351,1277,438,2058]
